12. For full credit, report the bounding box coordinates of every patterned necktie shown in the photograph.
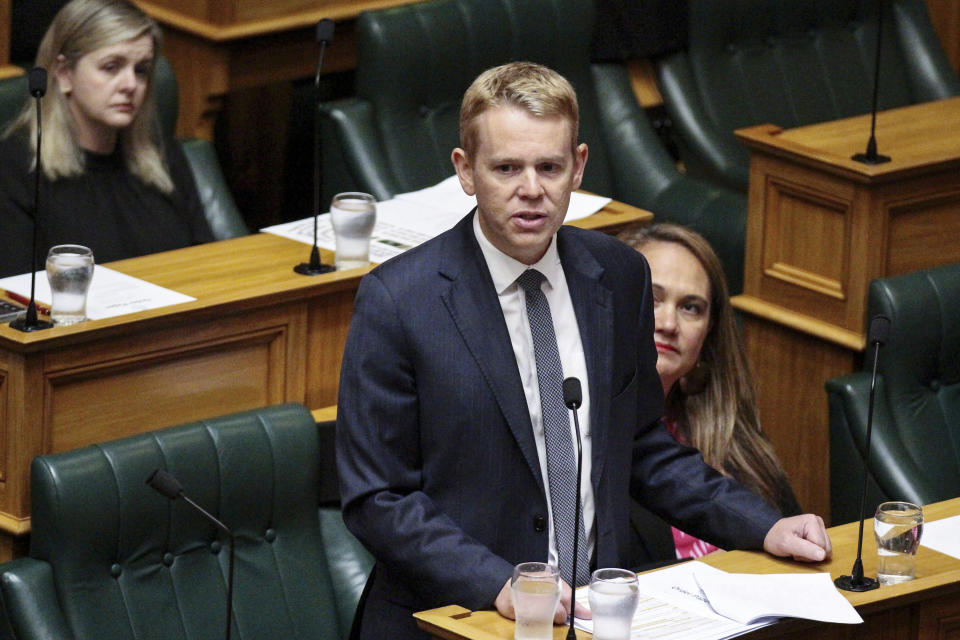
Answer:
[516,268,590,587]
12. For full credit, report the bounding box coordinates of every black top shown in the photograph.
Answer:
[0,133,213,278]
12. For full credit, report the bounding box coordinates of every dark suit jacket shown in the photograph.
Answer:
[336,214,780,639]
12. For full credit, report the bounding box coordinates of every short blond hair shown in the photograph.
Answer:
[4,0,171,193]
[459,61,579,158]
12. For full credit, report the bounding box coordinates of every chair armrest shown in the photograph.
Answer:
[826,374,939,514]
[892,0,960,101]
[178,138,248,240]
[318,98,400,202]
[656,52,750,192]
[0,558,74,640]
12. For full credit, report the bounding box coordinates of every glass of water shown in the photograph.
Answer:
[589,568,639,640]
[45,244,94,326]
[874,501,923,585]
[510,562,559,640]
[330,192,376,270]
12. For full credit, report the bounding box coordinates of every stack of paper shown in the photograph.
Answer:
[574,561,861,640]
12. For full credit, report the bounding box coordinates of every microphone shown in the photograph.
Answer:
[852,0,891,165]
[146,468,236,640]
[294,18,336,276]
[10,67,53,332]
[835,314,891,592]
[562,376,583,639]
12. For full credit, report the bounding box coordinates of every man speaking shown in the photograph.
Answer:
[336,61,831,639]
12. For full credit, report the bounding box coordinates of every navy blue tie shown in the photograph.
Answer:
[516,268,590,587]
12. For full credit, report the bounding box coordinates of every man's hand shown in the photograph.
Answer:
[494,577,593,623]
[763,514,832,562]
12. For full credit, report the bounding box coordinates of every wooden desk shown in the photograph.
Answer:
[416,497,960,639]
[131,0,425,139]
[730,97,960,523]
[0,202,650,559]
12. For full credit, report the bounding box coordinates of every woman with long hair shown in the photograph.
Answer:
[619,222,800,560]
[1,0,212,277]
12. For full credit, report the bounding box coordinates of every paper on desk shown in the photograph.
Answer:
[0,266,194,320]
[920,514,960,559]
[573,561,774,640]
[261,175,612,263]
[692,564,862,625]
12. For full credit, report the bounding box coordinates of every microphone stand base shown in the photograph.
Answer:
[293,262,335,276]
[834,574,879,592]
[9,317,53,332]
[851,152,891,165]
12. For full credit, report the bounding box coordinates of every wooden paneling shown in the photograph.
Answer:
[734,98,960,525]
[925,0,960,74]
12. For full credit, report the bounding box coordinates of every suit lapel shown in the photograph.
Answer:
[557,229,614,486]
[437,215,544,490]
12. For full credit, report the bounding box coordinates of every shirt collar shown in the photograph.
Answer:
[473,212,563,295]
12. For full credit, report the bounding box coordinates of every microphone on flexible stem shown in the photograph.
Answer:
[294,18,336,275]
[146,468,235,640]
[835,314,891,592]
[10,67,53,332]
[852,0,891,165]
[562,376,584,639]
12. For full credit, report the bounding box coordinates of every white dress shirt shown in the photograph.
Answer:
[473,213,595,570]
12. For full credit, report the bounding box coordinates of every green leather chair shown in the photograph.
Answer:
[657,0,960,192]
[0,403,373,640]
[827,263,960,525]
[319,0,750,293]
[0,58,247,240]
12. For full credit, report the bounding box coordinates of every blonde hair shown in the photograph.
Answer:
[3,0,172,193]
[618,222,793,510]
[459,61,579,159]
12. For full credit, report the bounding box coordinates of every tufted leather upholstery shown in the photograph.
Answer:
[0,403,373,640]
[318,0,749,292]
[827,263,960,525]
[0,58,247,241]
[657,0,960,191]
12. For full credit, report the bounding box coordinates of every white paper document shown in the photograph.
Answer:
[0,266,195,320]
[573,562,775,640]
[261,175,612,263]
[573,560,861,640]
[920,514,960,559]
[692,564,862,625]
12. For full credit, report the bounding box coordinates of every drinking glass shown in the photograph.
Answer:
[330,192,376,270]
[589,568,639,640]
[510,562,560,640]
[874,501,923,585]
[45,244,94,325]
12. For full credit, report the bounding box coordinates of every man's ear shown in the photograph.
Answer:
[571,142,588,191]
[53,54,72,95]
[451,147,476,196]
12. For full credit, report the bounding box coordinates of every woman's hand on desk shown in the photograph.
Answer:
[763,514,833,562]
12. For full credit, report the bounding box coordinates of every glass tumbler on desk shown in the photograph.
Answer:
[510,562,560,640]
[589,568,639,640]
[874,501,923,585]
[45,244,94,325]
[330,192,376,270]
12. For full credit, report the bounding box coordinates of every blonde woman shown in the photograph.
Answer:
[1,0,211,277]
[619,223,800,560]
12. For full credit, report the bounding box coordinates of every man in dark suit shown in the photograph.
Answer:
[336,62,831,640]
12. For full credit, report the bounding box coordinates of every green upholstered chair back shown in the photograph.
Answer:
[1,404,367,640]
[349,0,615,198]
[827,263,960,523]
[657,0,960,191]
